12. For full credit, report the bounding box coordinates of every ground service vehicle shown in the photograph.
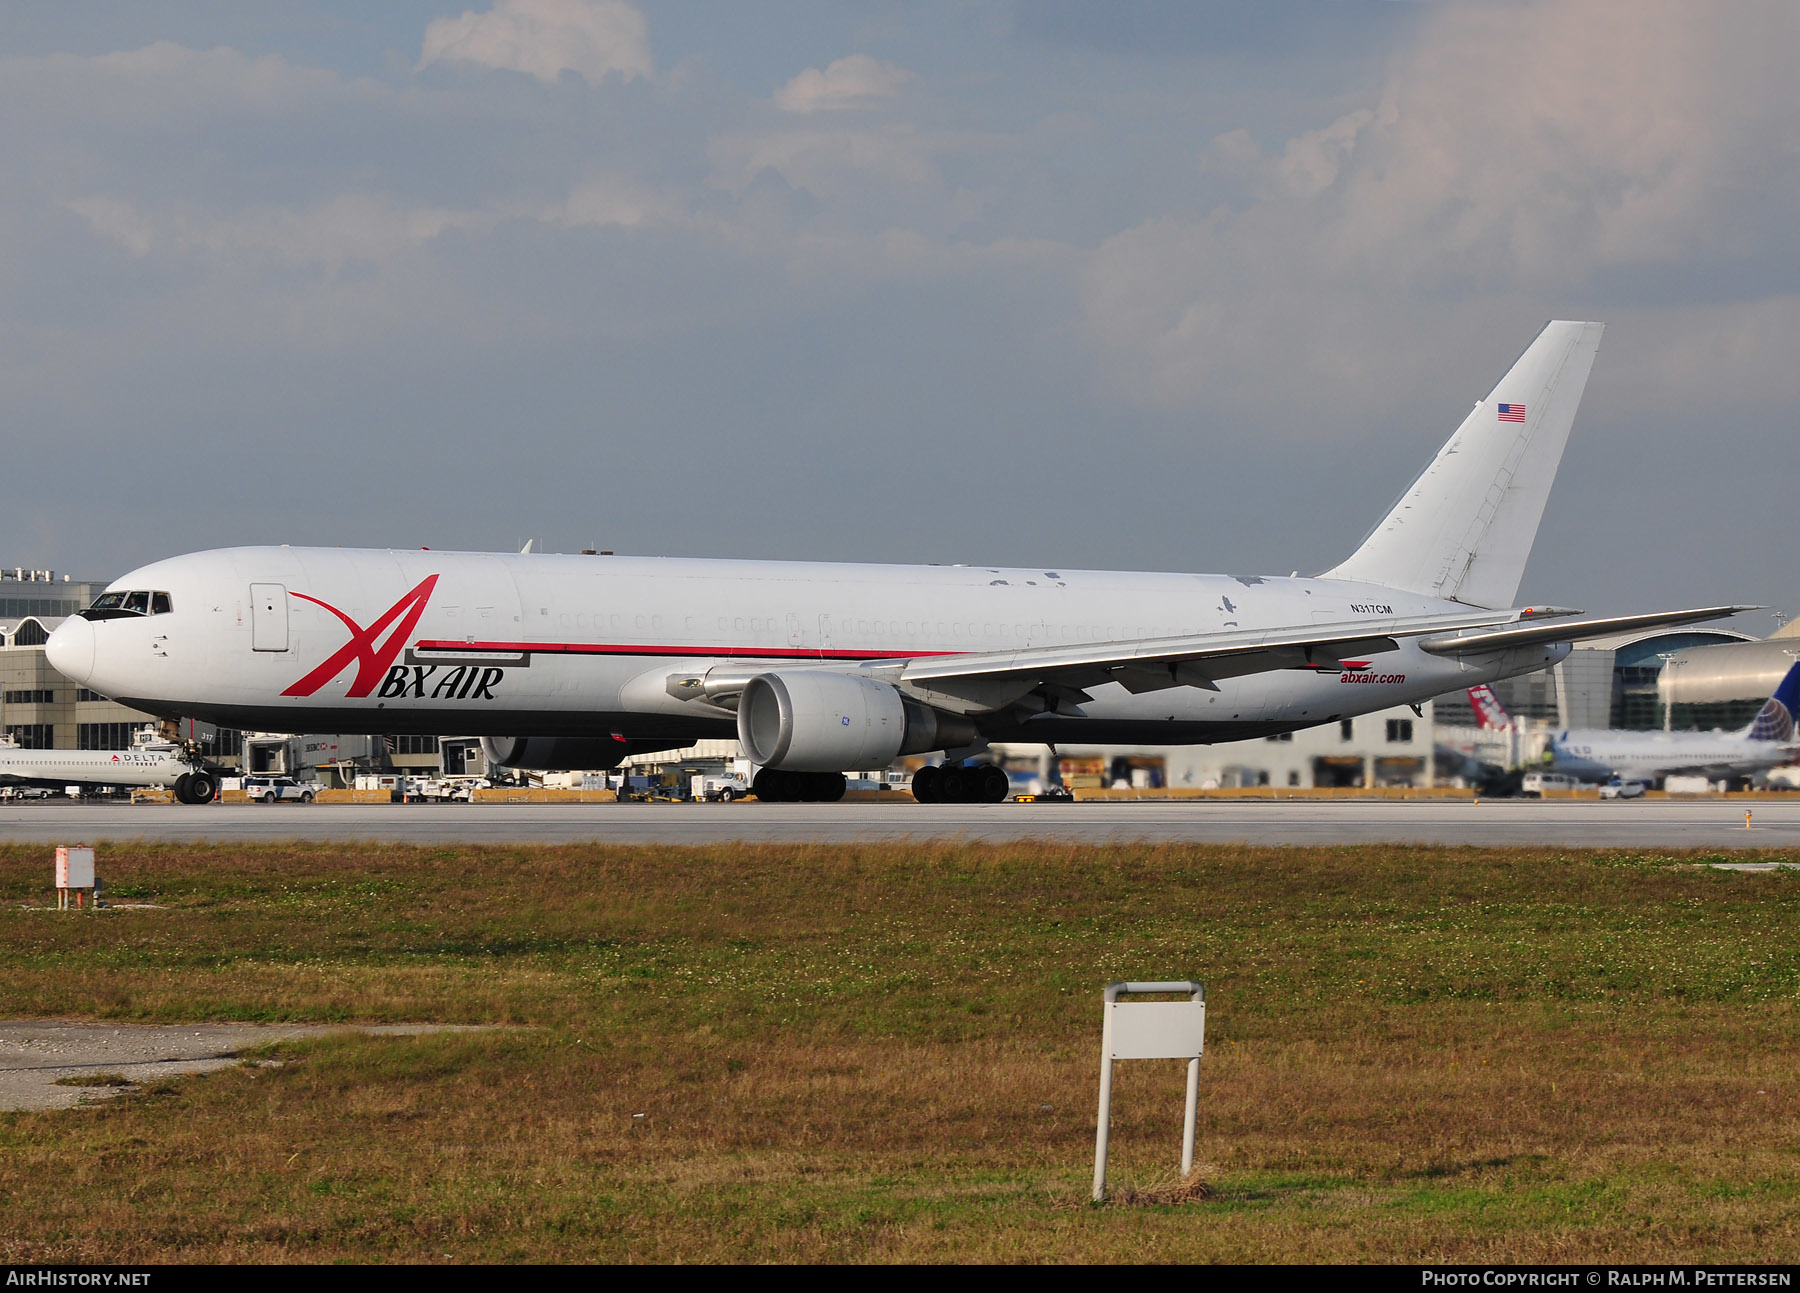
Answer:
[693,772,750,802]
[1521,772,1582,796]
[241,775,315,804]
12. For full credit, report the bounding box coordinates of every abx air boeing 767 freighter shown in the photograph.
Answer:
[45,321,1750,802]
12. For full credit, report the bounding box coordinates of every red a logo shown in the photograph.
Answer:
[282,574,440,699]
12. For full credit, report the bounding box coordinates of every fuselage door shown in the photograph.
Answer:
[250,583,289,652]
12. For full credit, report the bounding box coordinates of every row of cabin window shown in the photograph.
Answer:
[552,610,1171,643]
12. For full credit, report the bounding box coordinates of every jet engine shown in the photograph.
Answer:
[737,671,975,772]
[480,736,688,771]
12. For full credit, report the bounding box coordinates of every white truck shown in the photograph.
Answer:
[692,771,751,802]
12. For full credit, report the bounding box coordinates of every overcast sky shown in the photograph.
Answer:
[1,1,1794,626]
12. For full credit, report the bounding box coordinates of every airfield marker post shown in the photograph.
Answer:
[55,845,96,912]
[1092,980,1206,1202]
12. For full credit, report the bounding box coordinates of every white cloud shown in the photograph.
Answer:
[774,54,911,113]
[1082,0,1800,418]
[710,127,942,199]
[67,193,492,271]
[419,0,651,85]
[543,178,684,230]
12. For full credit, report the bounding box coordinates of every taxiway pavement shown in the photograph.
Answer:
[0,1021,483,1111]
[2,799,1797,849]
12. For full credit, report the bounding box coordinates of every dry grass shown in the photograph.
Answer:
[0,840,1796,1262]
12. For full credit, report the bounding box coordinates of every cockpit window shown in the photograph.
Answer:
[80,590,175,621]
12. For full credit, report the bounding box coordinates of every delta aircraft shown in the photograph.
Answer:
[45,320,1750,803]
[0,730,215,803]
[1465,663,1800,786]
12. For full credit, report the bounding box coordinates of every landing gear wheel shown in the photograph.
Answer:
[820,773,846,803]
[911,764,940,803]
[753,768,787,801]
[978,764,1010,803]
[186,772,215,804]
[939,766,969,803]
[172,774,193,805]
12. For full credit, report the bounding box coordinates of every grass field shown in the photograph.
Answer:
[1,840,1798,1263]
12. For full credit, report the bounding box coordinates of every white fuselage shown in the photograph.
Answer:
[47,547,1568,748]
[1551,729,1795,783]
[0,743,191,791]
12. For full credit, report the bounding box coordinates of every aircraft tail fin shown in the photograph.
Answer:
[1466,684,1512,732]
[1322,320,1605,609]
[1742,660,1800,743]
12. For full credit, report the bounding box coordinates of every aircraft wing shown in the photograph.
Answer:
[873,604,1749,713]
[1415,605,1759,657]
[869,607,1531,710]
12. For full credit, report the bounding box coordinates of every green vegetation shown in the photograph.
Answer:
[1,841,1797,1262]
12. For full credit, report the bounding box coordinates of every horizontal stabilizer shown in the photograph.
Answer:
[1417,605,1758,657]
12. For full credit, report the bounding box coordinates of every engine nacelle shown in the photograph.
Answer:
[737,671,976,772]
[480,736,686,771]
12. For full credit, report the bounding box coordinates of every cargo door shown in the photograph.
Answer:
[250,583,289,652]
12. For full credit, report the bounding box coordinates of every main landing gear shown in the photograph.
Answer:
[171,771,216,805]
[911,763,1009,804]
[751,768,848,802]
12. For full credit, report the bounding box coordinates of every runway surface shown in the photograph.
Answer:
[2,798,1798,849]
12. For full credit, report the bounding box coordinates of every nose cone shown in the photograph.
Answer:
[46,617,95,685]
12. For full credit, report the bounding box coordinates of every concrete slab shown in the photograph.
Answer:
[0,1021,480,1112]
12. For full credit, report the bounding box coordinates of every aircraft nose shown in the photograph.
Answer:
[45,616,95,685]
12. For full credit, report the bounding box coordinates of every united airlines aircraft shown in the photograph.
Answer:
[45,321,1748,801]
[1467,664,1800,785]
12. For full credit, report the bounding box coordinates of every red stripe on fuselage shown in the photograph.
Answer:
[413,640,961,661]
